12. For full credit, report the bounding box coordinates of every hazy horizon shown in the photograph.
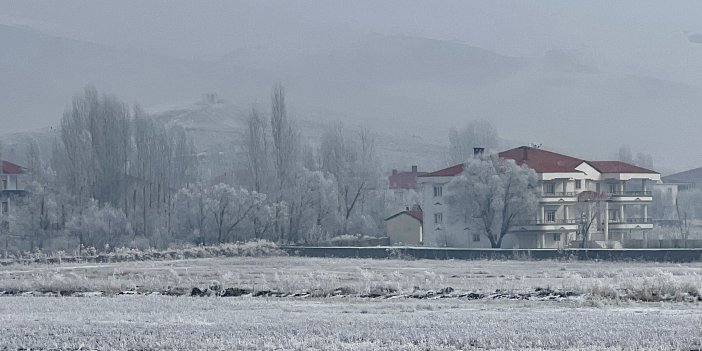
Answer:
[2,1,702,171]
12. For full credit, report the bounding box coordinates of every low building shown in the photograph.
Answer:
[0,160,27,223]
[652,167,702,221]
[418,146,660,249]
[384,206,423,246]
[661,167,702,191]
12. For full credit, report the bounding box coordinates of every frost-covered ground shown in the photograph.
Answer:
[1,257,701,300]
[1,257,702,350]
[1,296,701,350]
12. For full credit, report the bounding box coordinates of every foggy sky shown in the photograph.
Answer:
[4,1,702,83]
[2,1,702,171]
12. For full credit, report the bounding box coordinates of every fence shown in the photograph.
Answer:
[282,246,702,262]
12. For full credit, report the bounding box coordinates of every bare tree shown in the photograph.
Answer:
[320,124,380,234]
[244,107,272,194]
[573,192,604,248]
[205,184,265,243]
[269,84,301,242]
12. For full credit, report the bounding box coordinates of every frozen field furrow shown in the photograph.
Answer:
[1,257,701,298]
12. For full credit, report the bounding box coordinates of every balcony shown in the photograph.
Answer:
[608,218,654,230]
[512,219,579,232]
[540,191,578,203]
[0,189,28,198]
[606,191,652,202]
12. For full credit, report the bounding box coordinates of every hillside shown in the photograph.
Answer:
[0,24,275,133]
[3,25,702,169]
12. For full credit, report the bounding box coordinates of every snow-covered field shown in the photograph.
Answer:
[1,297,701,350]
[1,257,702,350]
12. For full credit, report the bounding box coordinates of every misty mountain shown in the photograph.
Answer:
[147,100,447,176]
[218,33,702,170]
[3,24,702,170]
[0,24,275,132]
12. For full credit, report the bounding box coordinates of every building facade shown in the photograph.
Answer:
[0,160,27,229]
[418,146,660,249]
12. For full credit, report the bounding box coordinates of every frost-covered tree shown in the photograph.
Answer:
[634,152,654,170]
[448,120,499,164]
[674,189,702,242]
[205,184,268,244]
[13,181,59,251]
[288,169,340,243]
[616,145,634,164]
[59,86,131,207]
[446,155,538,248]
[174,183,210,244]
[616,144,654,169]
[66,200,133,252]
[244,107,272,194]
[319,124,380,234]
[52,87,198,250]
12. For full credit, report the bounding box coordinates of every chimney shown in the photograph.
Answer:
[411,165,418,173]
[522,146,529,160]
[392,169,398,175]
[473,147,485,157]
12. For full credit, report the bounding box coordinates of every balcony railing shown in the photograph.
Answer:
[516,219,580,225]
[0,190,27,197]
[608,218,654,224]
[541,191,577,197]
[607,191,652,197]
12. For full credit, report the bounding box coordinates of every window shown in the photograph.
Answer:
[1,201,7,214]
[434,212,443,225]
[608,183,618,194]
[473,233,481,242]
[553,233,562,241]
[545,210,557,222]
[543,182,555,194]
[575,180,582,189]
[0,177,6,190]
[433,185,443,197]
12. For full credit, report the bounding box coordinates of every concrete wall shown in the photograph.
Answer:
[623,239,702,249]
[283,246,702,262]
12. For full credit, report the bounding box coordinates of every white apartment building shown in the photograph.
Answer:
[418,146,660,249]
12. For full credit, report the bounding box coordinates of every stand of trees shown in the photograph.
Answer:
[1,85,391,256]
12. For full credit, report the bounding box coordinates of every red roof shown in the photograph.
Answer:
[389,168,428,189]
[498,146,584,173]
[420,146,658,177]
[1,160,24,174]
[586,161,658,174]
[417,163,464,177]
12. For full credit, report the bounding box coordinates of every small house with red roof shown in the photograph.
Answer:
[418,146,660,249]
[0,160,27,219]
[384,205,423,245]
